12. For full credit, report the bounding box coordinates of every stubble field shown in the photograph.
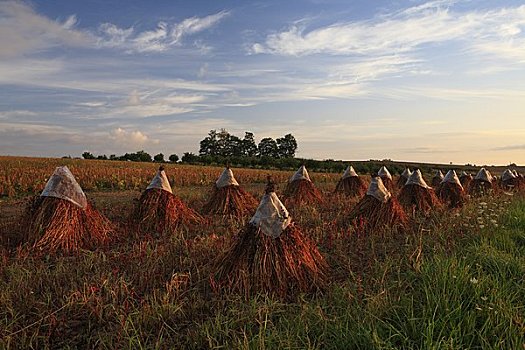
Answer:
[0,156,524,349]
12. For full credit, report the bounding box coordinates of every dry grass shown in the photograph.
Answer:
[212,222,328,300]
[21,196,113,254]
[202,185,258,217]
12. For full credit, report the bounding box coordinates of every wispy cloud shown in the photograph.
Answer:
[493,144,525,151]
[251,2,525,65]
[98,11,230,53]
[0,1,93,58]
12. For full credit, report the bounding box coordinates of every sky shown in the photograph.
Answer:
[0,0,524,165]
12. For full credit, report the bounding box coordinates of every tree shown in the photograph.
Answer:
[276,133,297,158]
[242,132,258,157]
[82,151,95,160]
[154,153,165,162]
[96,154,108,160]
[199,129,218,156]
[169,154,179,163]
[181,152,199,163]
[258,137,279,157]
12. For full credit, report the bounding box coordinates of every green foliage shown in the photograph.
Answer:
[153,153,165,163]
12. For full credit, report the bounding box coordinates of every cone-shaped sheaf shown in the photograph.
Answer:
[401,168,412,178]
[367,177,391,203]
[147,168,173,193]
[475,168,492,183]
[442,170,462,187]
[501,169,517,182]
[216,167,239,188]
[41,166,87,209]
[342,165,358,179]
[290,165,311,182]
[249,191,292,238]
[406,169,431,189]
[378,166,392,180]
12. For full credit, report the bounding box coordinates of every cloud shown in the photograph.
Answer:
[110,127,154,146]
[493,144,525,151]
[98,11,229,53]
[0,110,37,119]
[0,1,93,58]
[251,2,525,64]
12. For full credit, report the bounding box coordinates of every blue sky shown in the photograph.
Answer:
[1,0,524,165]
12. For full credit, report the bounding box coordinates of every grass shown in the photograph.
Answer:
[0,172,524,348]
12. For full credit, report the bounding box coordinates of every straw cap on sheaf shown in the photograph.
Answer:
[378,166,392,180]
[441,170,463,188]
[406,169,432,189]
[342,165,358,179]
[401,168,412,178]
[290,165,311,182]
[501,169,517,182]
[41,166,87,209]
[216,167,239,188]
[249,178,292,238]
[475,168,493,183]
[146,166,173,193]
[367,176,392,203]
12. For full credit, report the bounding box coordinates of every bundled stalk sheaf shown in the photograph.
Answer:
[431,170,444,188]
[459,171,473,189]
[500,169,522,192]
[469,168,495,196]
[396,168,412,189]
[437,170,466,209]
[348,176,408,232]
[21,166,113,254]
[130,166,201,236]
[378,166,394,192]
[203,167,258,216]
[213,178,328,299]
[398,169,441,215]
[334,166,367,197]
[284,165,323,205]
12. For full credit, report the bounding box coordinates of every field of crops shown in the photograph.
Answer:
[1,156,524,349]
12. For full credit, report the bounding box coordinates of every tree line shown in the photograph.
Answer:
[199,129,297,158]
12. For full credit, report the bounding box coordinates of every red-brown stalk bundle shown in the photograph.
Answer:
[130,188,201,236]
[398,184,441,215]
[203,184,258,216]
[431,176,442,188]
[284,179,323,206]
[21,196,113,254]
[437,182,466,209]
[380,176,394,193]
[501,178,523,192]
[334,176,367,197]
[396,175,409,189]
[459,174,472,189]
[348,195,408,232]
[212,222,328,299]
[468,179,495,196]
